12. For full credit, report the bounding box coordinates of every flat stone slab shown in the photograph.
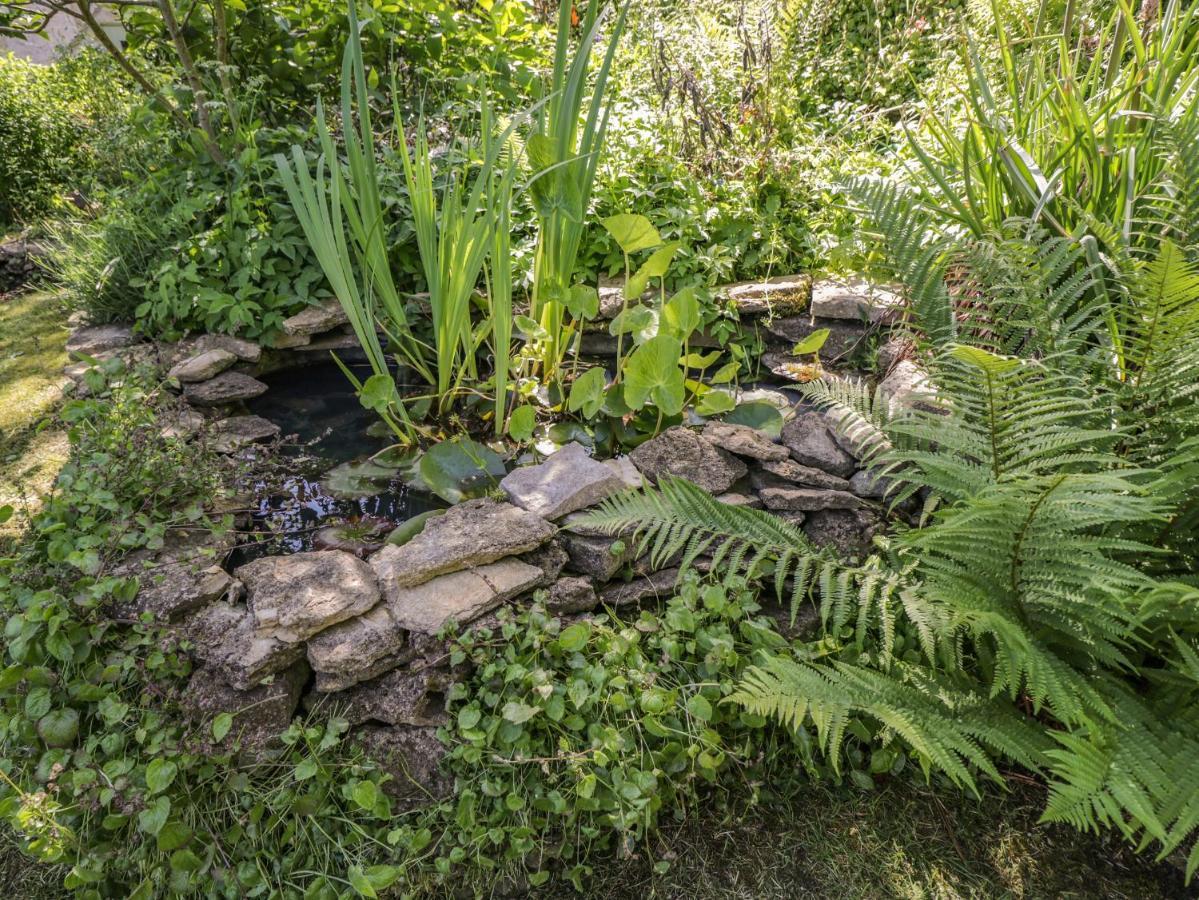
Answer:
[281,300,348,336]
[501,442,627,520]
[715,491,763,509]
[781,410,857,478]
[183,372,268,406]
[386,559,544,634]
[314,668,450,728]
[759,486,863,512]
[598,567,680,608]
[701,422,789,461]
[756,458,853,491]
[809,277,903,323]
[239,550,381,643]
[306,604,408,691]
[183,661,307,758]
[168,348,237,383]
[210,415,281,453]
[369,498,555,590]
[629,426,747,494]
[563,532,635,580]
[184,601,306,690]
[111,528,238,621]
[718,274,811,316]
[66,324,137,358]
[188,333,262,363]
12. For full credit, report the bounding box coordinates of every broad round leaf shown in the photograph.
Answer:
[623,335,685,416]
[601,213,662,254]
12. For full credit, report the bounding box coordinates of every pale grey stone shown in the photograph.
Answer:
[272,332,312,349]
[562,532,635,580]
[803,509,882,558]
[764,317,866,361]
[159,407,207,441]
[602,456,646,489]
[168,348,237,383]
[756,458,853,491]
[183,372,268,406]
[386,559,544,635]
[183,601,305,690]
[715,491,763,509]
[306,604,408,691]
[781,409,857,478]
[189,333,262,363]
[701,422,789,461]
[759,486,863,512]
[369,498,554,590]
[717,274,811,316]
[500,442,627,520]
[281,300,348,336]
[66,324,137,358]
[809,277,903,324]
[629,426,747,494]
[239,551,380,642]
[879,359,939,414]
[850,470,897,500]
[210,415,281,453]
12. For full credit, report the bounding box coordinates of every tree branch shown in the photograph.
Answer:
[155,0,225,163]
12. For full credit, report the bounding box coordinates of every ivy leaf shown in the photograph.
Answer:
[507,406,536,443]
[567,367,607,419]
[601,213,662,254]
[502,701,541,724]
[623,335,685,416]
[792,328,830,355]
[457,706,481,730]
[145,758,178,794]
[515,314,548,342]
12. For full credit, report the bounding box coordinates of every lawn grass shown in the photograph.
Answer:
[0,289,70,541]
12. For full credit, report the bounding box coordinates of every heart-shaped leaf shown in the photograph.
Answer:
[358,373,396,412]
[602,213,662,255]
[567,367,607,419]
[608,305,657,344]
[418,437,506,504]
[565,284,599,319]
[507,405,536,443]
[695,389,736,416]
[638,241,681,279]
[623,335,685,416]
[792,328,831,355]
[662,286,701,340]
[724,401,785,437]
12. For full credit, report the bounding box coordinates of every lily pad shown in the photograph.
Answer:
[724,401,785,437]
[417,437,507,504]
[386,509,447,547]
[324,458,401,499]
[312,518,393,558]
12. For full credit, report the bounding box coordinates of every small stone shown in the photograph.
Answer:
[603,456,646,489]
[562,532,635,580]
[876,336,912,375]
[809,277,903,324]
[719,274,811,316]
[239,551,381,643]
[520,538,569,584]
[183,372,269,407]
[272,332,312,349]
[387,559,544,635]
[701,422,789,461]
[183,662,308,759]
[756,458,853,491]
[281,300,348,337]
[66,324,137,358]
[190,333,262,363]
[781,409,857,478]
[850,470,897,501]
[316,668,451,728]
[210,415,281,453]
[546,577,599,614]
[168,348,237,383]
[353,724,451,806]
[369,499,554,590]
[306,604,407,691]
[183,601,305,690]
[598,568,680,608]
[879,359,938,414]
[803,509,881,558]
[500,443,628,520]
[715,492,763,509]
[629,426,747,494]
[759,487,863,512]
[159,407,207,441]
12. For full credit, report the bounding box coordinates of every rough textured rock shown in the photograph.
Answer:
[272,332,312,349]
[755,458,853,491]
[879,359,937,413]
[111,529,237,621]
[239,551,380,643]
[781,409,857,478]
[758,597,822,641]
[315,668,451,728]
[306,604,409,691]
[281,300,348,336]
[160,407,207,441]
[602,456,645,490]
[715,491,764,509]
[520,538,569,584]
[759,486,863,512]
[809,277,903,323]
[701,422,789,461]
[876,336,913,375]
[353,724,451,806]
[546,576,599,614]
[803,509,881,558]
[188,333,262,363]
[598,568,680,608]
[168,348,237,383]
[562,532,635,580]
[184,601,306,690]
[0,238,48,292]
[765,317,866,361]
[66,324,137,358]
[850,470,896,501]
[183,661,308,758]
[500,442,627,519]
[210,415,281,453]
[718,274,811,316]
[183,371,269,407]
[387,559,544,635]
[629,426,747,494]
[369,499,555,590]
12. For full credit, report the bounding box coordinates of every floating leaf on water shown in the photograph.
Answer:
[724,401,785,437]
[386,509,447,547]
[417,437,507,504]
[323,458,401,499]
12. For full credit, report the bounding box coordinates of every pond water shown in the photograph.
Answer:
[231,359,444,564]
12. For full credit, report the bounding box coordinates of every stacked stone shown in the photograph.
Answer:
[0,238,48,293]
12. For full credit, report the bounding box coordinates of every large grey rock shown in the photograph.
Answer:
[781,410,857,478]
[66,324,137,358]
[759,486,863,512]
[306,604,409,691]
[755,458,853,491]
[602,456,646,489]
[386,559,544,635]
[803,508,881,558]
[562,532,635,580]
[701,422,789,461]
[717,274,811,316]
[369,499,554,590]
[500,442,627,520]
[545,576,599,614]
[210,415,280,453]
[239,551,380,643]
[183,661,308,758]
[315,668,450,728]
[111,528,237,622]
[183,601,305,690]
[168,348,237,383]
[629,426,747,494]
[281,300,348,336]
[353,724,451,806]
[183,372,268,407]
[599,568,680,608]
[809,277,903,324]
